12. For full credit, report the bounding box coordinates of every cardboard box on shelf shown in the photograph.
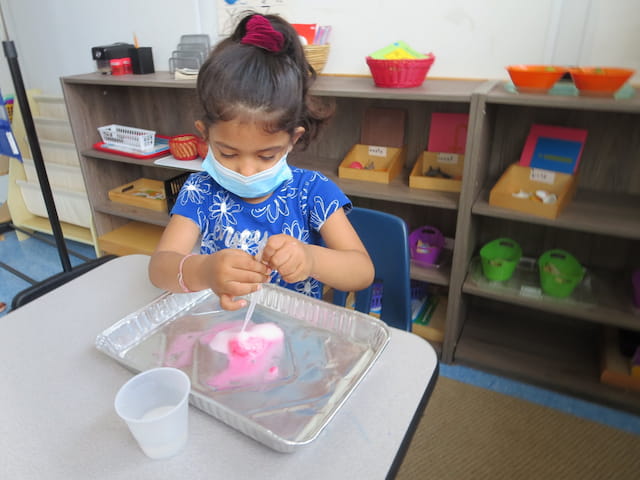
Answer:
[409,112,468,192]
[409,151,464,192]
[339,107,406,184]
[339,144,406,184]
[489,123,587,219]
[489,163,578,219]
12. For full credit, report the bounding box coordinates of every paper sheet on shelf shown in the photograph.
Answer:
[154,156,204,171]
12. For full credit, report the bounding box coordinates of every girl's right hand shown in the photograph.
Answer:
[199,249,272,310]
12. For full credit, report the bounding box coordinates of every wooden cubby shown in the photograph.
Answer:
[62,72,640,413]
[7,92,98,252]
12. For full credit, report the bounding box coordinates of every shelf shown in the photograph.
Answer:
[83,149,204,173]
[486,82,640,114]
[82,149,174,168]
[410,244,453,287]
[473,188,640,240]
[94,201,170,226]
[85,152,461,210]
[410,262,450,286]
[63,71,196,89]
[455,306,640,414]
[292,155,460,210]
[63,72,488,103]
[88,148,461,209]
[14,215,94,246]
[312,76,487,102]
[463,257,640,332]
[98,221,164,256]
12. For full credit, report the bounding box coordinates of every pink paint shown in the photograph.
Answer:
[206,323,284,389]
[163,321,284,390]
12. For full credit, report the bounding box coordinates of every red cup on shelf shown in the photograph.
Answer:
[122,57,133,74]
[110,58,124,76]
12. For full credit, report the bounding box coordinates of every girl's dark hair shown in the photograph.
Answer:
[196,12,333,150]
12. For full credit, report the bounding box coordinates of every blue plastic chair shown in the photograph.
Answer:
[332,207,412,331]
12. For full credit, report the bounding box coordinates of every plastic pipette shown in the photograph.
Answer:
[239,234,269,334]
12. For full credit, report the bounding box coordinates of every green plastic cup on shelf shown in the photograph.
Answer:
[480,238,522,282]
[538,249,584,298]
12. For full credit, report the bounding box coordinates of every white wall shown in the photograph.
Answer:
[0,0,638,97]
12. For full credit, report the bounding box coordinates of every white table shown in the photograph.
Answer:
[1,255,438,479]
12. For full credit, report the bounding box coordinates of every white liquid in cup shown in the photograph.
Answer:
[141,405,177,420]
[115,367,191,459]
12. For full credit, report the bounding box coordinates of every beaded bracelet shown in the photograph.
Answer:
[177,253,196,293]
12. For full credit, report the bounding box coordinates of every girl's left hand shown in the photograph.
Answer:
[261,234,314,284]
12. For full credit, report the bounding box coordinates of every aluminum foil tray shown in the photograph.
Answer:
[96,284,390,452]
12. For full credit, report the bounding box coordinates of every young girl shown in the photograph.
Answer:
[149,13,374,310]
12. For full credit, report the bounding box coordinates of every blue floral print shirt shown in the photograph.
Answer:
[171,167,351,298]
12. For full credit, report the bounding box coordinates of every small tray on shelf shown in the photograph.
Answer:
[95,284,390,452]
[467,255,595,305]
[93,135,171,160]
[503,81,636,99]
[108,178,167,212]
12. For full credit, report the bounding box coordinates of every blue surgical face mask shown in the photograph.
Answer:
[202,148,293,199]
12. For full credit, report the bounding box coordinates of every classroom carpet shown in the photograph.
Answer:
[395,376,640,480]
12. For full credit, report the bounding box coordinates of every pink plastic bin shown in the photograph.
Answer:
[409,226,444,266]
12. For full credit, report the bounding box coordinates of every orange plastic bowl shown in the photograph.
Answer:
[506,65,568,93]
[568,67,635,96]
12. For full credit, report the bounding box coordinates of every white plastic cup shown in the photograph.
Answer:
[114,367,191,459]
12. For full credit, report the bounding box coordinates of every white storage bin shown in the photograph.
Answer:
[22,158,85,192]
[33,95,68,120]
[34,117,73,143]
[40,139,79,166]
[17,179,91,228]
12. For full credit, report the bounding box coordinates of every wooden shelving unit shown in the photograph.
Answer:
[61,72,640,413]
[7,92,98,252]
[450,81,640,414]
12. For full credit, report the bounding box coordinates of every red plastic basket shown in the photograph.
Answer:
[366,54,435,88]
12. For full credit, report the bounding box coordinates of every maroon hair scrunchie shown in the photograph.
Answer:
[240,15,284,52]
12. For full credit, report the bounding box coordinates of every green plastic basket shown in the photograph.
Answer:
[480,238,522,282]
[538,249,584,298]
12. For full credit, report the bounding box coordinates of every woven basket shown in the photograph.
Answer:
[304,44,330,73]
[366,54,435,88]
